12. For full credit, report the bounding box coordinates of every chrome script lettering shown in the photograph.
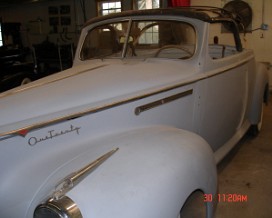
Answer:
[28,125,81,146]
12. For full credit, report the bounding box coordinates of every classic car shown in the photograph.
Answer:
[0,47,36,92]
[0,44,73,93]
[0,7,269,218]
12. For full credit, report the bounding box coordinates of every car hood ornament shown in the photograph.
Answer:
[52,147,119,200]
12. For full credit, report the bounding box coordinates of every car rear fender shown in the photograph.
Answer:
[249,62,269,124]
[29,125,217,218]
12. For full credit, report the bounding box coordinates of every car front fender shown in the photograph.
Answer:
[29,125,217,218]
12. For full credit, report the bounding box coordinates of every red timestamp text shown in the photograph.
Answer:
[204,194,248,203]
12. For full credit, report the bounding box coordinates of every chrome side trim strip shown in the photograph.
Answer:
[0,57,252,138]
[0,64,107,99]
[135,89,193,115]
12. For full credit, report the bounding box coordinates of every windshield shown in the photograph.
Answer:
[80,19,196,60]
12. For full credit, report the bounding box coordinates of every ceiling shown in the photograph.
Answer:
[0,0,56,8]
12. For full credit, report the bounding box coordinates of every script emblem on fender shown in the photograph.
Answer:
[27,125,81,146]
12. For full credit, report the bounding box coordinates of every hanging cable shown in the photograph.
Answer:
[80,0,87,22]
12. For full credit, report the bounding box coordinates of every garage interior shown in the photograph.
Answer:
[1,0,272,85]
[217,97,272,217]
[0,0,271,217]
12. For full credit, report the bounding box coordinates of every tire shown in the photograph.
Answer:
[249,102,264,136]
[179,191,206,218]
[21,77,32,85]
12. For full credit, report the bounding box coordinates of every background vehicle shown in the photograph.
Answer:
[0,47,36,92]
[0,22,74,93]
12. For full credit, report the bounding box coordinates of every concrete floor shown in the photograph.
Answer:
[215,98,272,218]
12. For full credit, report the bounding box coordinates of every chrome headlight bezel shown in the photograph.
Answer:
[34,196,83,218]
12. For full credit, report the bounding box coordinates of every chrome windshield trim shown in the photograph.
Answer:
[121,18,132,58]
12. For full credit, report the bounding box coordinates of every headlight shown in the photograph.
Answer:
[34,196,82,218]
[34,148,119,218]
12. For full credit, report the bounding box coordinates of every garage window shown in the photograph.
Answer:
[97,0,122,16]
[81,21,127,60]
[134,0,160,9]
[0,24,3,47]
[133,20,196,59]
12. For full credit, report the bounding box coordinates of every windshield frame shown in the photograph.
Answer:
[79,16,197,61]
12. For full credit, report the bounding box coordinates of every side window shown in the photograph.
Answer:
[208,22,239,59]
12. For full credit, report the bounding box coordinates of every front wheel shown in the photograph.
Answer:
[20,77,32,86]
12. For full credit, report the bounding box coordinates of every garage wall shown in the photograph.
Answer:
[191,0,272,61]
[191,0,272,87]
[0,0,271,84]
[0,0,79,47]
[0,0,134,46]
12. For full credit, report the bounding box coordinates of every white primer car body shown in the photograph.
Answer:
[0,7,269,218]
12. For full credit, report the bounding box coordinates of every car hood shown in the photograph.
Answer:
[0,59,198,136]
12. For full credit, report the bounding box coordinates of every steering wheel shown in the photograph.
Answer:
[154,45,193,58]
